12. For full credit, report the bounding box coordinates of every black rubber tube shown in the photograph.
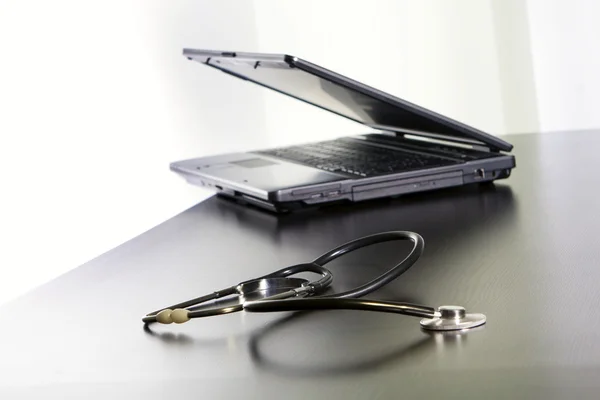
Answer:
[244,298,435,318]
[315,231,424,299]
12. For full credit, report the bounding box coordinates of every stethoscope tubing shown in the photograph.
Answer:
[143,231,425,324]
[244,298,436,319]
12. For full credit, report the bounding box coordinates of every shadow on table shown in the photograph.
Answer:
[205,183,517,296]
[143,309,483,378]
[143,183,513,375]
[207,182,517,250]
[206,183,511,376]
[247,310,484,378]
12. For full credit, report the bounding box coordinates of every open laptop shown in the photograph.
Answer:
[171,49,516,213]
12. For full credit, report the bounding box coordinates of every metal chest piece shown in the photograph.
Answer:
[420,305,486,331]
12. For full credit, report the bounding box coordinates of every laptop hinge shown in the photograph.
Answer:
[377,130,398,136]
[369,124,488,147]
[403,134,492,152]
[369,129,493,152]
[369,125,496,152]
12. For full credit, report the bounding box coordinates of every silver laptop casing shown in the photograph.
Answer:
[171,50,515,212]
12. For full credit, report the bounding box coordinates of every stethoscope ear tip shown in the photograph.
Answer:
[153,308,191,324]
[419,305,486,331]
[156,309,174,324]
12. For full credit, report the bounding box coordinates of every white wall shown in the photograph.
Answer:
[253,0,508,145]
[526,0,600,132]
[0,0,268,305]
[490,0,540,134]
[1,0,583,305]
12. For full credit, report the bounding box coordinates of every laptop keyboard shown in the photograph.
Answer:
[256,139,460,177]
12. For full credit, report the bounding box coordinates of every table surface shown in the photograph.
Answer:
[2,131,600,399]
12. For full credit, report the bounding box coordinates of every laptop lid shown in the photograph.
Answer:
[183,49,513,152]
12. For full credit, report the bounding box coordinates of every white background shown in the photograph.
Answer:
[526,0,600,132]
[0,0,597,305]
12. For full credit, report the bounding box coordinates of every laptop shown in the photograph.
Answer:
[171,49,516,213]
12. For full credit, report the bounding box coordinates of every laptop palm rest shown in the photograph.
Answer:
[193,155,346,193]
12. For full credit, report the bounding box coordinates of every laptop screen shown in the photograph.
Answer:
[185,50,512,151]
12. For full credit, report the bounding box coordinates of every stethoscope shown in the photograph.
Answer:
[142,231,486,331]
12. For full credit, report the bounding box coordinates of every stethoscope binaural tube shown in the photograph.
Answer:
[141,263,333,324]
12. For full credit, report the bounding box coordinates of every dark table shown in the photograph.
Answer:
[2,131,600,399]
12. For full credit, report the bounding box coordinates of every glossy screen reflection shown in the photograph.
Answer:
[210,59,466,137]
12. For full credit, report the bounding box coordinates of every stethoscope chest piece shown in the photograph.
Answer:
[420,305,486,331]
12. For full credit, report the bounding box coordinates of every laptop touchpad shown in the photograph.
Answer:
[204,155,345,192]
[230,158,278,168]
